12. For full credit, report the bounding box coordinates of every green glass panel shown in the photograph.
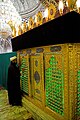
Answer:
[45,55,64,116]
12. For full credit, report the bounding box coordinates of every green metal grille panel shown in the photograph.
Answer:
[77,70,80,115]
[20,57,29,94]
[45,55,64,115]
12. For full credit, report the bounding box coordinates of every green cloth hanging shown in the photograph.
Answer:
[0,52,17,89]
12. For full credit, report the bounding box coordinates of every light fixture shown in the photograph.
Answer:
[58,0,64,16]
[44,8,48,19]
[76,0,80,13]
[66,1,68,7]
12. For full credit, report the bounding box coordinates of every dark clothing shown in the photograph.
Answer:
[7,62,22,106]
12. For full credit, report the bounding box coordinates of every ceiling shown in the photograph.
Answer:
[10,0,77,20]
[10,0,43,20]
[0,0,77,21]
[11,0,39,12]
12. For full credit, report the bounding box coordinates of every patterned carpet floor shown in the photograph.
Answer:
[0,89,33,120]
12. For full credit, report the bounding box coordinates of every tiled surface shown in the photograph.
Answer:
[0,89,32,120]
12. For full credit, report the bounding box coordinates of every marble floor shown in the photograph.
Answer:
[0,88,33,120]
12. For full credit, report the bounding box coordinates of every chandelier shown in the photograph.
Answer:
[0,0,22,39]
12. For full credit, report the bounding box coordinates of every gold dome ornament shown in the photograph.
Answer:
[36,11,43,26]
[67,0,77,10]
[28,17,34,30]
[48,3,56,20]
[21,22,27,33]
[12,25,16,38]
[18,25,22,35]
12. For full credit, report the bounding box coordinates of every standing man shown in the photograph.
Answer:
[7,56,22,106]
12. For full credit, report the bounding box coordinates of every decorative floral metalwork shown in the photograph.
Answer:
[34,71,40,84]
[35,89,40,94]
[36,48,44,53]
[50,46,61,52]
[35,60,38,67]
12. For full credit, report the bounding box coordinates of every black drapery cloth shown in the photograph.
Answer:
[11,11,80,51]
[7,62,22,106]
